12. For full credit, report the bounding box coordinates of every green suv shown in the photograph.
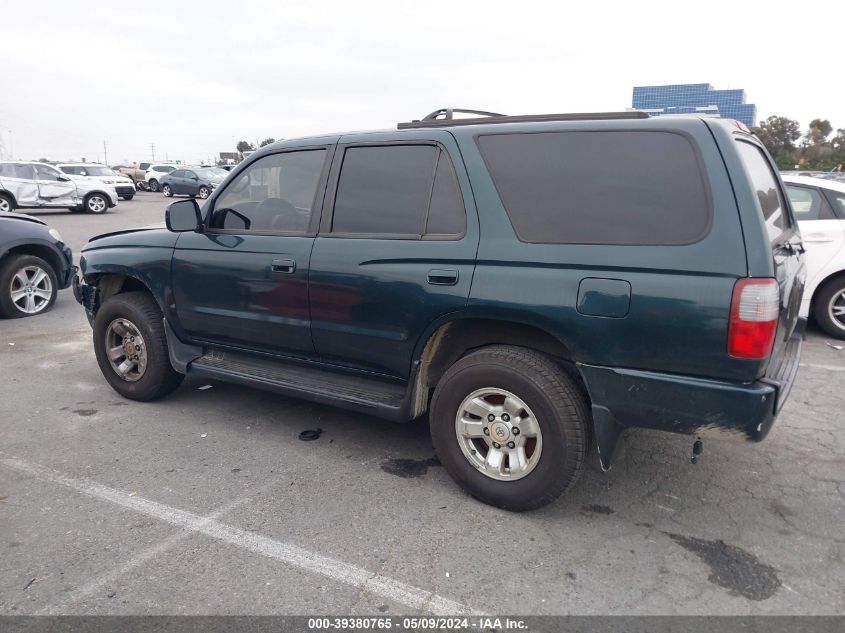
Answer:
[73,109,806,510]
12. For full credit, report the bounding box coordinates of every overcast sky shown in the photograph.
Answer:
[1,0,842,164]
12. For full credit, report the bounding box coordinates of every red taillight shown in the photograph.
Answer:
[728,278,780,359]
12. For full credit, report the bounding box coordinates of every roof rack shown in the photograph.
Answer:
[398,109,649,129]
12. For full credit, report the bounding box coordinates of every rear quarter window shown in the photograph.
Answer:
[476,130,712,245]
[735,141,792,243]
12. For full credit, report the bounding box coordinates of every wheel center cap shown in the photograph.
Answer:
[490,422,510,443]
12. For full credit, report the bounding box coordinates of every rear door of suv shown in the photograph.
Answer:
[308,131,479,378]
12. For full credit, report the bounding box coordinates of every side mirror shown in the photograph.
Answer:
[166,199,202,232]
[57,175,71,182]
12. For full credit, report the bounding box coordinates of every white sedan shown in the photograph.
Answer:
[782,174,845,338]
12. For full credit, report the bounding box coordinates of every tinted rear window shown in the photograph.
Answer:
[476,131,711,245]
[332,145,437,235]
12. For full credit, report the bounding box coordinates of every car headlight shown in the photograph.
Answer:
[48,228,63,242]
[102,179,115,184]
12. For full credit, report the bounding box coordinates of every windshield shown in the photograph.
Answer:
[193,168,222,179]
[83,166,117,177]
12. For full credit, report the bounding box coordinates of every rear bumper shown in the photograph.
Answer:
[579,330,803,467]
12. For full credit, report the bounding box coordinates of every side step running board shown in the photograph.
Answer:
[189,350,409,420]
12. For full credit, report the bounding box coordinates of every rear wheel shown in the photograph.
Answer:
[0,193,14,213]
[0,254,58,318]
[162,184,173,197]
[148,179,160,192]
[429,345,589,511]
[814,278,845,339]
[92,291,184,400]
[85,193,108,214]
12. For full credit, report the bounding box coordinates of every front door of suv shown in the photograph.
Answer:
[172,146,333,355]
[309,134,479,378]
[34,164,77,206]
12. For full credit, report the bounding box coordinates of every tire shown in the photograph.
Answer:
[121,195,134,201]
[814,277,845,339]
[198,186,210,200]
[84,193,108,214]
[162,184,173,197]
[0,254,58,318]
[0,193,15,213]
[92,291,184,401]
[429,345,589,511]
[149,179,160,192]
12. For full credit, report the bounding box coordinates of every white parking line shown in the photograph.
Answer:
[1,455,481,616]
[799,363,845,372]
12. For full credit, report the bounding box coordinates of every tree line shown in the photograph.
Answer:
[752,116,844,171]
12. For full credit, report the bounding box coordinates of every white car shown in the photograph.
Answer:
[0,161,118,214]
[782,174,845,338]
[57,163,137,201]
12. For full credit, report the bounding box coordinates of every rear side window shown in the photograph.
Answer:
[785,185,835,221]
[331,145,466,237]
[735,141,791,242]
[476,131,711,245]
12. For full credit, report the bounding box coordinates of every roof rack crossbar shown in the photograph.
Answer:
[421,108,506,121]
[398,110,649,129]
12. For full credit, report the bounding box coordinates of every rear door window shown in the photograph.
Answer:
[785,185,836,221]
[476,131,711,245]
[330,145,466,237]
[735,141,792,243]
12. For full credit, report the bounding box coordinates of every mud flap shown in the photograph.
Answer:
[591,404,625,471]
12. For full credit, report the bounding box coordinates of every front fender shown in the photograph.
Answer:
[80,244,175,323]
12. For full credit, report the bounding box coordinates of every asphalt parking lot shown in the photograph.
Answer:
[1,192,843,615]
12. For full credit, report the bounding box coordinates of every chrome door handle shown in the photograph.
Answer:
[271,258,296,273]
[427,269,458,285]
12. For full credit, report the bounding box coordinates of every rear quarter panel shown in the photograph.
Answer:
[454,118,757,382]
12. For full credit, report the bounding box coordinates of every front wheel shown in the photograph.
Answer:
[162,184,173,197]
[92,291,184,400]
[0,254,58,318]
[148,179,160,192]
[198,186,210,199]
[429,345,589,511]
[121,195,134,201]
[85,193,108,214]
[814,278,845,339]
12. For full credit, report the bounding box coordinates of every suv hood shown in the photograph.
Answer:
[83,223,176,251]
[0,211,46,226]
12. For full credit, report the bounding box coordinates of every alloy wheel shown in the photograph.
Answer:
[104,318,148,382]
[87,195,107,213]
[454,387,543,481]
[9,265,52,314]
[829,290,845,331]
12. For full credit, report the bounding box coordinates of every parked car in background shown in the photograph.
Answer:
[0,161,118,214]
[116,163,177,192]
[160,167,224,199]
[58,163,136,201]
[74,111,805,511]
[0,210,74,317]
[782,174,845,338]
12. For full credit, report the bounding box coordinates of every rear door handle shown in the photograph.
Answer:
[427,269,458,285]
[271,258,296,273]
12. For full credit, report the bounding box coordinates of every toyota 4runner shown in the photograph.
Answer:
[73,109,806,510]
